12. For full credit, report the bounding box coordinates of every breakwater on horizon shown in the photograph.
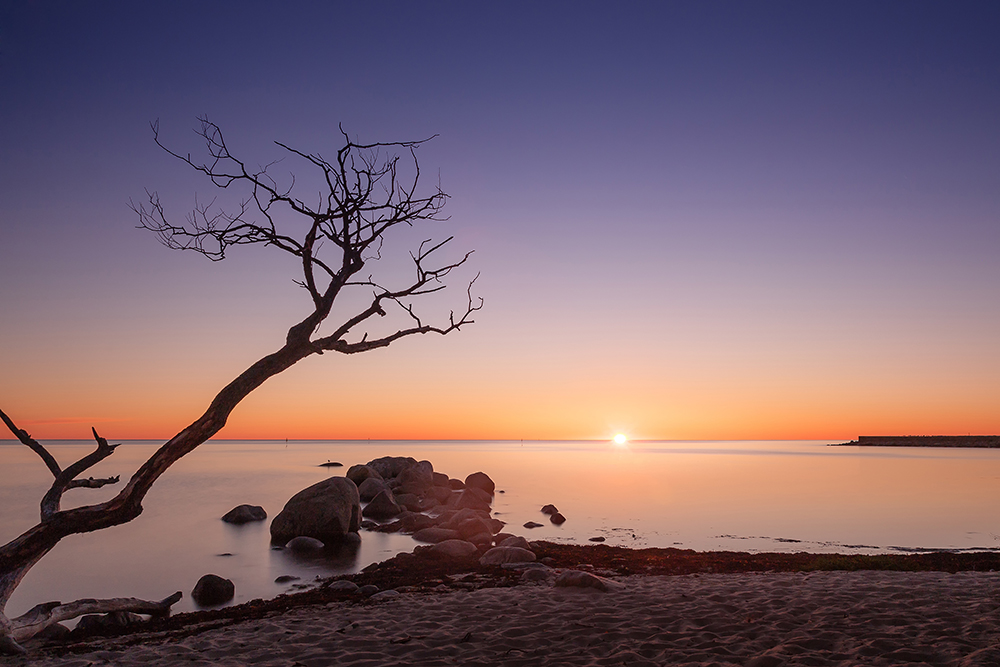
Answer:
[847,435,1000,448]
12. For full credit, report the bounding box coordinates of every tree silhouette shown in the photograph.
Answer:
[0,118,480,653]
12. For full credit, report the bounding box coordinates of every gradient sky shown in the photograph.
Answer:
[2,1,998,441]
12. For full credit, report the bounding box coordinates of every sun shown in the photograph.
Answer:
[613,433,628,446]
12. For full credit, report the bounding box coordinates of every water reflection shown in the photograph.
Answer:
[4,439,1000,619]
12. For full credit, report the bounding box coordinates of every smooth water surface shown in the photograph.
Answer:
[3,439,1000,618]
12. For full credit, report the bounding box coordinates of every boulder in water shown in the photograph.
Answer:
[270,476,361,545]
[191,574,235,606]
[362,489,403,520]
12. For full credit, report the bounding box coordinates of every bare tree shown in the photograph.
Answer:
[0,118,480,653]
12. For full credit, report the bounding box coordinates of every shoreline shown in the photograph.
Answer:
[14,542,1000,662]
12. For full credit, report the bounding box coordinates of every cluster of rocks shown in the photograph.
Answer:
[211,456,601,604]
[267,456,505,551]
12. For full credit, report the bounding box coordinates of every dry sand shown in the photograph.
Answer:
[9,569,1000,666]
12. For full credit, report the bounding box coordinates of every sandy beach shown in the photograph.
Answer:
[10,568,1000,666]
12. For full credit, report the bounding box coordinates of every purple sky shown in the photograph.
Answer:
[2,2,998,440]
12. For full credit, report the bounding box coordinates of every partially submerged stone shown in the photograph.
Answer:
[362,489,403,520]
[221,504,267,524]
[191,574,235,606]
[286,536,325,552]
[464,471,495,496]
[270,476,361,545]
[412,527,461,544]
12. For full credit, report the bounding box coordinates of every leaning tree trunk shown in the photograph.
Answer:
[0,341,314,653]
[1,120,481,654]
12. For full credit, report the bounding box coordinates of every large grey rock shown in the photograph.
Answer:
[366,456,419,479]
[191,574,235,606]
[454,489,492,512]
[465,471,495,496]
[441,507,490,529]
[429,486,454,503]
[393,492,428,512]
[362,489,403,520]
[455,516,495,540]
[428,539,479,560]
[346,464,382,486]
[270,476,361,545]
[479,546,536,566]
[221,504,267,524]
[396,460,435,494]
[357,476,390,502]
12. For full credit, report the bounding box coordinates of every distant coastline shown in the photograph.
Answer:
[835,435,1000,448]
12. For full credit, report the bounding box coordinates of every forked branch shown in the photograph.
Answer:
[0,411,122,521]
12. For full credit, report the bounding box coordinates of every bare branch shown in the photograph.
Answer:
[40,428,120,520]
[0,409,60,479]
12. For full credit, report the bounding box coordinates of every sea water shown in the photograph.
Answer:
[3,439,1000,617]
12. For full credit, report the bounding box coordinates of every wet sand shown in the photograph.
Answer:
[12,568,1000,666]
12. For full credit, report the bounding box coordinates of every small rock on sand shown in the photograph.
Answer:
[369,590,400,601]
[589,536,606,542]
[327,580,360,592]
[554,570,620,592]
[521,567,553,583]
[523,521,544,529]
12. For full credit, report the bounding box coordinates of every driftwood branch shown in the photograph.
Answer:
[10,591,182,645]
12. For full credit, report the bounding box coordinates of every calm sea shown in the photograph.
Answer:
[3,439,1000,618]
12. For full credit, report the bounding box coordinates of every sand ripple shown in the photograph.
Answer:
[11,570,1000,666]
